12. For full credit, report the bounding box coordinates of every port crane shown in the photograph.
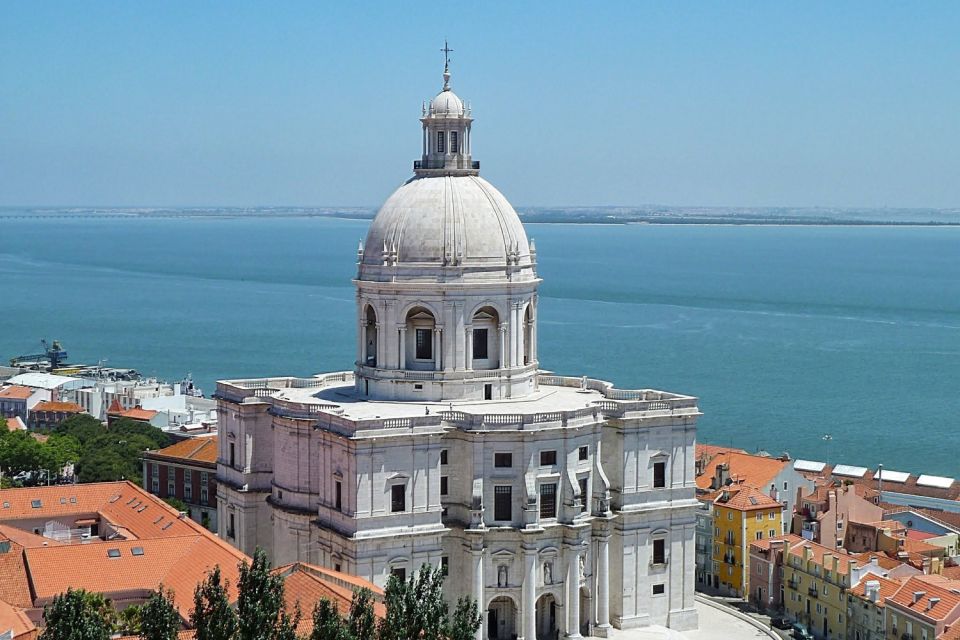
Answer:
[9,339,69,370]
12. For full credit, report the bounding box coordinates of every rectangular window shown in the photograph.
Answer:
[494,452,512,468]
[184,484,193,501]
[756,513,763,521]
[540,450,557,466]
[228,513,235,538]
[200,471,208,485]
[167,480,175,496]
[392,567,406,582]
[769,512,775,520]
[653,461,666,488]
[756,531,763,540]
[770,529,776,537]
[540,483,557,519]
[579,477,589,512]
[653,538,666,564]
[440,476,448,496]
[441,556,449,576]
[391,485,405,512]
[652,584,665,595]
[229,442,235,467]
[578,445,588,461]
[151,478,159,493]
[472,328,488,359]
[450,130,459,153]
[335,480,343,511]
[494,486,512,521]
[440,449,448,465]
[200,487,208,505]
[151,463,159,478]
[436,131,445,153]
[415,328,432,359]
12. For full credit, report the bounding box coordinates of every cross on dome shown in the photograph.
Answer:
[441,40,453,90]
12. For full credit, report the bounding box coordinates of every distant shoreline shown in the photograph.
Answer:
[2,211,959,227]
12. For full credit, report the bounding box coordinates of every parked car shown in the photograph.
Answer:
[771,616,792,630]
[791,624,814,640]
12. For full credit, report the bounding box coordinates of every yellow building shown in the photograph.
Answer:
[711,485,783,596]
[783,540,867,640]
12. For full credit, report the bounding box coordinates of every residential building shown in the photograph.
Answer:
[793,482,883,550]
[782,539,886,640]
[711,485,784,597]
[142,437,218,531]
[695,498,715,589]
[0,387,35,420]
[845,575,903,640]
[5,373,90,404]
[26,401,85,429]
[885,576,960,640]
[749,534,805,612]
[216,59,700,639]
[107,398,160,427]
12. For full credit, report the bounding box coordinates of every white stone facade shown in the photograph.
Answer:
[216,59,699,639]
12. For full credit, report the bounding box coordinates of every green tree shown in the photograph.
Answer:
[446,596,482,640]
[0,430,44,476]
[236,548,298,640]
[39,588,112,640]
[310,598,347,640]
[191,566,237,640]
[117,604,143,636]
[378,565,447,640]
[139,587,180,640]
[164,497,189,512]
[347,588,377,640]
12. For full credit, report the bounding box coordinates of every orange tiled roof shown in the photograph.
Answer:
[714,485,782,511]
[696,451,787,491]
[6,417,26,431]
[696,443,747,459]
[0,386,33,400]
[851,551,905,571]
[785,538,861,573]
[30,401,84,413]
[0,599,36,640]
[887,576,960,622]
[0,524,65,549]
[943,566,960,581]
[847,574,904,608]
[145,437,218,465]
[119,408,158,421]
[750,533,805,553]
[277,563,385,635]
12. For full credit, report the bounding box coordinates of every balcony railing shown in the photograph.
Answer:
[807,586,818,598]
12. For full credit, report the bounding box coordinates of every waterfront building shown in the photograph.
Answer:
[845,574,903,640]
[748,533,805,612]
[142,436,219,531]
[710,485,783,597]
[26,401,85,429]
[215,57,700,638]
[793,482,883,549]
[782,539,887,640]
[885,576,960,640]
[0,386,36,421]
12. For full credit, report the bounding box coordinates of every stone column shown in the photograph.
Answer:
[472,548,485,640]
[566,546,582,638]
[434,327,443,372]
[529,307,538,363]
[357,320,366,366]
[465,326,473,370]
[596,535,611,635]
[375,323,384,368]
[398,327,407,369]
[514,302,523,368]
[499,325,508,369]
[522,546,537,640]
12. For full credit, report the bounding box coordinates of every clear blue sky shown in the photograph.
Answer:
[1,2,958,208]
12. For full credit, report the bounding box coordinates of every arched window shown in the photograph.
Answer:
[436,131,445,154]
[471,306,499,370]
[404,306,437,370]
[364,305,377,366]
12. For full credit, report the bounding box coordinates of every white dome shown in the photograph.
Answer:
[429,89,464,116]
[360,175,534,274]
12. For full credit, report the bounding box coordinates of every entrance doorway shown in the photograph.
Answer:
[487,597,516,640]
[535,593,558,640]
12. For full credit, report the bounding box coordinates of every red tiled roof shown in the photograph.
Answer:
[785,539,862,573]
[696,443,747,459]
[0,599,36,640]
[30,401,84,413]
[6,417,26,432]
[847,574,905,609]
[696,451,787,491]
[0,386,33,400]
[714,485,782,511]
[0,540,33,608]
[144,437,218,465]
[887,576,960,623]
[119,408,158,421]
[905,530,939,541]
[277,563,385,635]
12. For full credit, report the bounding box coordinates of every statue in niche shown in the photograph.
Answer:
[579,555,586,581]
[543,561,553,585]
[497,564,508,587]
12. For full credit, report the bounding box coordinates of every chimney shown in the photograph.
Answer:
[913,591,926,604]
[866,580,880,603]
[922,557,932,574]
[927,597,940,611]
[714,463,730,489]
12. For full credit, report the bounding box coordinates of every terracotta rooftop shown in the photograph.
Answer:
[0,386,33,400]
[30,401,84,414]
[785,538,862,573]
[847,574,905,608]
[0,599,36,640]
[695,443,747,459]
[714,485,783,512]
[887,575,960,623]
[906,529,939,541]
[851,551,906,571]
[144,436,218,465]
[696,451,787,492]
[5,417,26,432]
[276,563,385,635]
[0,540,33,609]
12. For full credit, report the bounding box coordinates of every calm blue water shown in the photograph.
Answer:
[1,216,958,476]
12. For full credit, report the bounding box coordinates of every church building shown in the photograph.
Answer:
[216,52,700,639]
